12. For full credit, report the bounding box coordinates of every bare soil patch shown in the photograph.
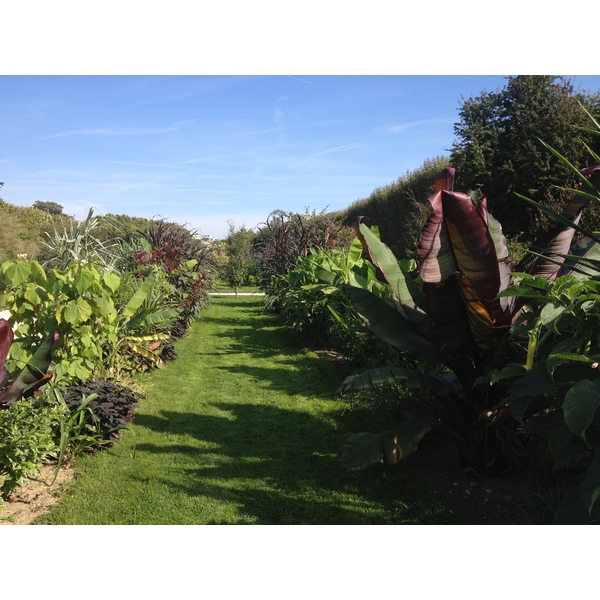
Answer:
[0,463,75,525]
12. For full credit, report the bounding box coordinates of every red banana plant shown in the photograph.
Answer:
[337,165,598,473]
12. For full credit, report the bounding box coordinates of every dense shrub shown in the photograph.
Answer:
[333,156,449,259]
[0,395,65,499]
[63,379,143,446]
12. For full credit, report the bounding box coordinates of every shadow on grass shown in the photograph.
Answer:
[125,297,455,524]
[132,401,452,525]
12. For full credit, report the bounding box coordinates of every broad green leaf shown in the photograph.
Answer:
[29,261,47,282]
[563,379,600,441]
[540,302,566,327]
[508,366,562,422]
[347,237,364,268]
[23,283,43,307]
[345,285,440,361]
[476,363,527,386]
[4,261,32,287]
[103,271,121,293]
[73,267,96,295]
[339,412,438,471]
[63,297,93,326]
[359,223,429,322]
[121,275,155,319]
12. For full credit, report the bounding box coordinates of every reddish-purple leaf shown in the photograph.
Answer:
[0,319,14,376]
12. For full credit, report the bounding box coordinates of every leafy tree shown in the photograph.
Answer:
[450,75,600,240]
[32,201,64,215]
[223,221,256,296]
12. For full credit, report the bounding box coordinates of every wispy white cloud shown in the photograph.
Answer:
[290,142,363,171]
[388,117,455,134]
[41,118,204,140]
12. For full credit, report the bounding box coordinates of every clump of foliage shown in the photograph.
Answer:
[39,207,121,271]
[276,241,416,369]
[62,379,143,446]
[478,131,600,521]
[0,260,178,383]
[256,208,342,309]
[0,318,59,408]
[123,219,215,327]
[0,319,62,499]
[0,394,65,499]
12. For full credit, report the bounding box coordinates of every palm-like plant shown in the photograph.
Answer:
[338,166,598,473]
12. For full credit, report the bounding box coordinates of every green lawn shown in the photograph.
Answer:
[38,296,456,524]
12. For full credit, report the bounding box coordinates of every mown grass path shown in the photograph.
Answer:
[41,297,453,524]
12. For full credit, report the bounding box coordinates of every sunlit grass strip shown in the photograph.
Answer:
[39,296,452,525]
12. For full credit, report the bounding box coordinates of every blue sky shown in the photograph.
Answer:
[2,75,600,239]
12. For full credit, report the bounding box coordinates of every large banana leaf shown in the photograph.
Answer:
[418,190,456,284]
[559,236,600,279]
[344,285,441,362]
[338,412,439,471]
[422,276,473,355]
[121,275,156,321]
[440,189,504,324]
[335,365,463,398]
[358,223,430,326]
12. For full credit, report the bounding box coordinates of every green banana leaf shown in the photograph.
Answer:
[358,222,430,325]
[344,285,441,362]
[121,275,156,320]
[335,365,463,398]
[338,412,439,471]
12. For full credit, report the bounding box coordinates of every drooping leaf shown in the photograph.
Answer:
[0,330,59,406]
[103,271,121,293]
[344,285,440,362]
[338,412,439,471]
[561,236,600,279]
[335,365,463,398]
